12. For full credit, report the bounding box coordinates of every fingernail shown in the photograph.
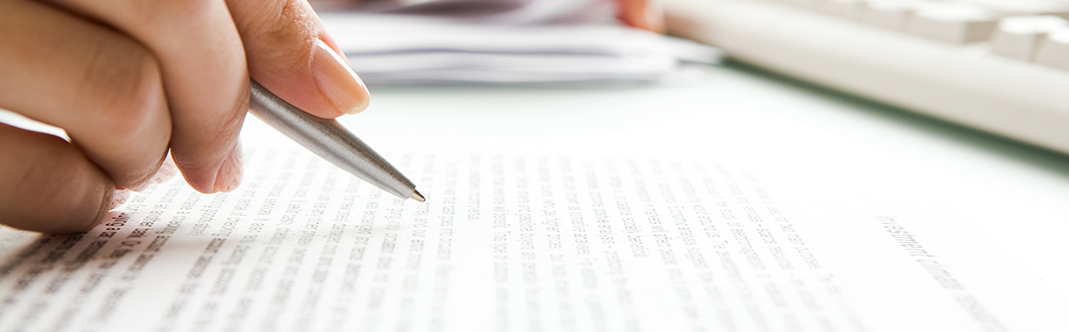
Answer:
[150,154,179,185]
[213,142,244,193]
[312,39,370,115]
[109,189,131,210]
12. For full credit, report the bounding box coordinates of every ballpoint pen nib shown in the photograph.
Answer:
[408,190,426,203]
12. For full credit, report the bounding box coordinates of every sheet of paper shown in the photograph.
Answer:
[0,148,857,331]
[2,65,1068,332]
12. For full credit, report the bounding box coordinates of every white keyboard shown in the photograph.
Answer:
[663,0,1069,154]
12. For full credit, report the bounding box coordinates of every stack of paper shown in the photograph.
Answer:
[319,13,721,84]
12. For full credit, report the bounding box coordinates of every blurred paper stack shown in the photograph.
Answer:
[319,7,720,85]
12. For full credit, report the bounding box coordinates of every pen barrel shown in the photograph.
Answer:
[247,81,417,200]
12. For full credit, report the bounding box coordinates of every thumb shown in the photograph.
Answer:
[227,0,369,119]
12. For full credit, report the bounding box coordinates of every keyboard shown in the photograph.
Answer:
[663,0,1069,154]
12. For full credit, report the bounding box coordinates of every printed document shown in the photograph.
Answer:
[1,66,1067,332]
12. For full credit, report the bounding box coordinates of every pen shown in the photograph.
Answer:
[247,80,425,202]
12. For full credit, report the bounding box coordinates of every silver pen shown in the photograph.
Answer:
[247,80,425,202]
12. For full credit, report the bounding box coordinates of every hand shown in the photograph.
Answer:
[616,0,665,33]
[0,0,370,232]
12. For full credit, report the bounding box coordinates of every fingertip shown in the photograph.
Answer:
[212,141,244,193]
[311,39,370,117]
[171,154,218,194]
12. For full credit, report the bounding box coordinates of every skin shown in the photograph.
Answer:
[616,0,665,33]
[0,0,660,233]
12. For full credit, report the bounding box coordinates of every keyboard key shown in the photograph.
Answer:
[779,0,822,9]
[906,3,999,43]
[861,0,927,30]
[962,0,1069,16]
[991,16,1069,60]
[1035,27,1069,70]
[663,0,1069,155]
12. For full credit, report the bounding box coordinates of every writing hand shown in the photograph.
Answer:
[0,0,369,232]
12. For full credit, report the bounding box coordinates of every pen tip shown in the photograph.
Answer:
[408,190,426,203]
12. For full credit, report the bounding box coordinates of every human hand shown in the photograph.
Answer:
[616,0,665,33]
[0,0,370,232]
